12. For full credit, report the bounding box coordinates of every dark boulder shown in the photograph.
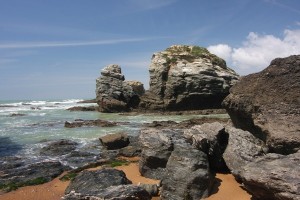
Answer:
[139,45,239,111]
[65,169,132,195]
[161,142,213,200]
[223,55,300,154]
[63,185,151,200]
[99,132,130,150]
[240,151,300,200]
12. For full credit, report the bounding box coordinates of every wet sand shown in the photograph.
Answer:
[0,158,251,200]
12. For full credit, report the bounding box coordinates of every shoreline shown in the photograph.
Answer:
[0,157,251,200]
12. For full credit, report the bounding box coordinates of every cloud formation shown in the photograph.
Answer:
[207,29,300,75]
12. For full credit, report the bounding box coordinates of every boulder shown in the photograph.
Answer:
[139,45,239,111]
[138,128,182,179]
[183,122,229,172]
[99,132,130,150]
[240,151,300,200]
[95,64,141,112]
[222,55,300,154]
[161,142,213,200]
[223,126,267,180]
[63,185,151,200]
[65,169,132,195]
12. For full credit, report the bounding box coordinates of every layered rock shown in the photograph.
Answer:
[240,151,300,200]
[140,45,239,111]
[95,64,143,112]
[223,55,300,154]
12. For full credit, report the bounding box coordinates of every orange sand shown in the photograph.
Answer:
[0,158,251,200]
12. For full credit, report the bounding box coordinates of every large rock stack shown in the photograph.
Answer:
[223,55,300,155]
[139,45,239,111]
[95,64,144,112]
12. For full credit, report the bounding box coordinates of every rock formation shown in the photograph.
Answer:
[95,64,144,112]
[139,45,239,111]
[223,55,300,154]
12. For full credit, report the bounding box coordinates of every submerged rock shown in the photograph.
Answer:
[64,119,117,128]
[223,55,300,154]
[40,139,78,156]
[140,45,239,111]
[240,151,300,200]
[95,64,142,112]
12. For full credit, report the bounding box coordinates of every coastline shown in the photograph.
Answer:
[0,157,251,200]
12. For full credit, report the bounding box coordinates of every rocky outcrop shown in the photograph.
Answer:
[124,80,145,96]
[95,64,141,112]
[240,151,300,200]
[139,45,239,111]
[161,143,213,200]
[64,169,151,200]
[223,126,267,180]
[99,132,130,150]
[67,106,98,111]
[222,55,300,154]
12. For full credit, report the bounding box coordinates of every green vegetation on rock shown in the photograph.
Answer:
[59,172,77,182]
[0,177,48,192]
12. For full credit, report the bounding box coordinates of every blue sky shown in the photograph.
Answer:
[0,0,299,100]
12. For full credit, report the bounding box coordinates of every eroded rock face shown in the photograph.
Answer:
[222,55,300,154]
[124,80,145,96]
[140,45,239,111]
[240,151,300,200]
[95,64,141,112]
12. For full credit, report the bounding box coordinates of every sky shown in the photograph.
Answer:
[0,0,300,100]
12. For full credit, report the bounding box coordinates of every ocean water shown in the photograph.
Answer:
[0,99,228,165]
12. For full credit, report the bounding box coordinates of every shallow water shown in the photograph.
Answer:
[0,99,228,164]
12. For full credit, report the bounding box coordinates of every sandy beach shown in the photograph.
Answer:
[0,158,251,200]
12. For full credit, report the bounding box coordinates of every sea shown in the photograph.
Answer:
[0,99,228,167]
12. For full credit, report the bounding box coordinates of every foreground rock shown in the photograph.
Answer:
[0,161,64,191]
[140,45,239,111]
[223,126,266,180]
[223,55,300,154]
[138,128,181,179]
[95,64,143,112]
[64,119,117,128]
[161,142,213,200]
[64,169,151,200]
[240,151,300,200]
[184,122,229,172]
[99,132,129,150]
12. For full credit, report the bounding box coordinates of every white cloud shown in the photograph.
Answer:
[207,44,232,61]
[207,29,300,75]
[129,0,177,11]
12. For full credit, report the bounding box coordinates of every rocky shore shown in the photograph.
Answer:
[1,46,299,200]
